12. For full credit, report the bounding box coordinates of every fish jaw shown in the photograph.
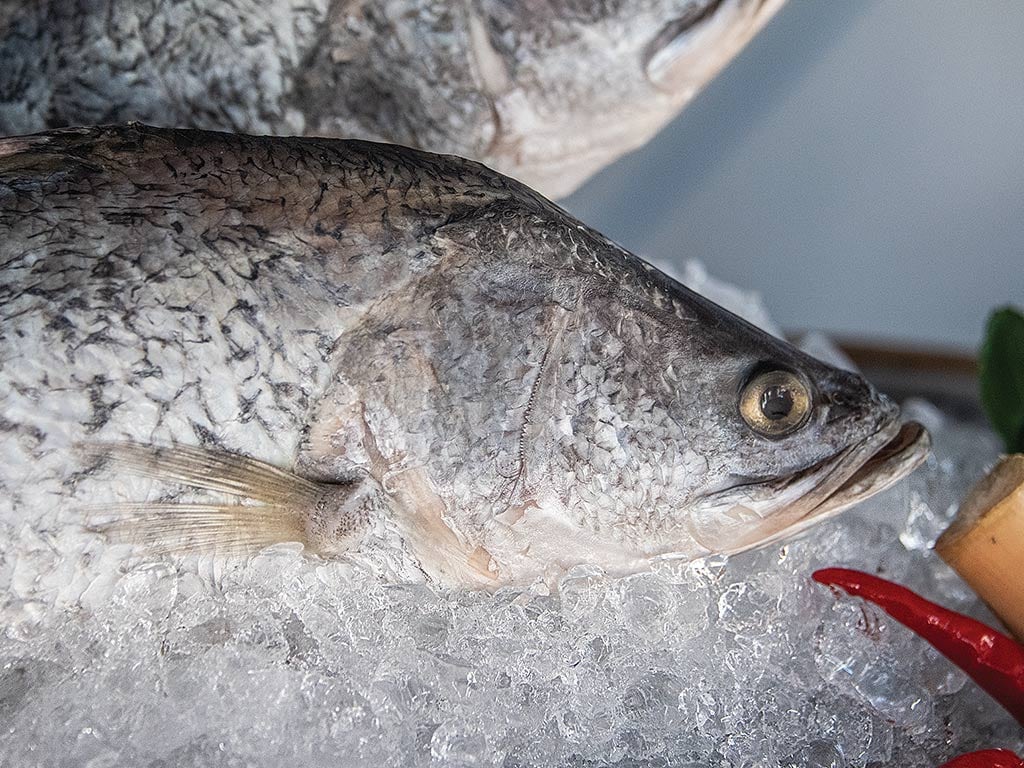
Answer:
[644,0,787,95]
[793,420,931,533]
[688,419,931,557]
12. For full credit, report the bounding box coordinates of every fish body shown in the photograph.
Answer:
[0,0,784,197]
[0,125,927,590]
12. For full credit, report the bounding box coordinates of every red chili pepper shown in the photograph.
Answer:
[812,567,1024,726]
[939,750,1024,768]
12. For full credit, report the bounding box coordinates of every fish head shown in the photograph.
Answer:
[475,0,786,196]
[475,225,931,567]
[308,191,927,582]
[649,290,930,556]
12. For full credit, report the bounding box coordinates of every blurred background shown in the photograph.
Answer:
[564,0,1023,357]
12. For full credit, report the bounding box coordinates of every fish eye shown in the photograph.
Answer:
[738,369,812,438]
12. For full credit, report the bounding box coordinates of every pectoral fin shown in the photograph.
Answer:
[77,442,323,504]
[84,502,304,556]
[79,442,379,558]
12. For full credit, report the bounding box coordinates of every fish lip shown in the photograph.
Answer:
[752,418,931,544]
[698,417,930,536]
[672,417,929,559]
[676,418,930,559]
[802,419,931,519]
[643,0,728,90]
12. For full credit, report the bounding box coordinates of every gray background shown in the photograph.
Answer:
[563,0,1024,353]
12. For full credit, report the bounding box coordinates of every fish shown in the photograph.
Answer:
[0,123,929,589]
[0,0,785,198]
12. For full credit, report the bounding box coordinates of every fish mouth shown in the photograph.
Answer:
[698,419,931,556]
[804,420,929,516]
[757,419,931,548]
[643,0,785,94]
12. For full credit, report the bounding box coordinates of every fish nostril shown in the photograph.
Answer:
[820,385,898,427]
[819,388,863,424]
[824,401,854,424]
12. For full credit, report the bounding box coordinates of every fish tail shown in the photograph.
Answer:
[78,442,379,558]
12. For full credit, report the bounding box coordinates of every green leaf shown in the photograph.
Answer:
[979,306,1024,453]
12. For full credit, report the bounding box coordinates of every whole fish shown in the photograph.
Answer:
[0,124,927,589]
[0,0,784,198]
